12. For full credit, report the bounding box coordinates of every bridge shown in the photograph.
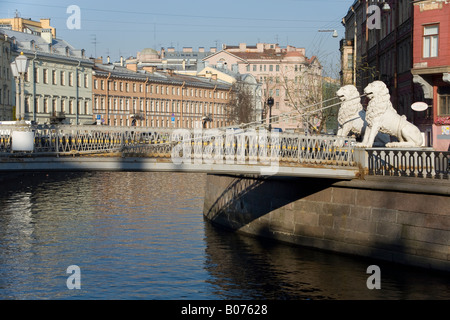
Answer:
[1,123,449,272]
[0,123,449,181]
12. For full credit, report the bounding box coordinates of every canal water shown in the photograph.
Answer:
[0,171,448,300]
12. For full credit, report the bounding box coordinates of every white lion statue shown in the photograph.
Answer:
[336,84,389,147]
[358,81,423,148]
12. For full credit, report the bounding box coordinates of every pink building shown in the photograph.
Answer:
[203,43,322,132]
[412,0,450,151]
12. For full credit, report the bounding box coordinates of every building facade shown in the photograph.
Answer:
[124,46,218,72]
[1,28,93,125]
[411,0,450,151]
[341,0,449,150]
[202,43,322,132]
[197,66,263,125]
[0,15,56,38]
[0,33,13,120]
[93,63,232,128]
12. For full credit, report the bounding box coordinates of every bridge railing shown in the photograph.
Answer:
[122,129,357,167]
[0,124,356,167]
[1,124,448,179]
[361,148,449,180]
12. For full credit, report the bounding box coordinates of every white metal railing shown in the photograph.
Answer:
[0,124,357,167]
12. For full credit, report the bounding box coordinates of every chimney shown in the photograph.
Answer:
[143,66,157,73]
[107,56,110,64]
[211,74,217,81]
[199,47,205,53]
[256,43,264,52]
[210,47,217,53]
[40,19,55,38]
[41,28,52,43]
[126,62,137,72]
[120,56,124,66]
[239,43,246,51]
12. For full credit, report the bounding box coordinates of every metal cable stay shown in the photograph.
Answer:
[226,92,368,131]
[0,92,366,158]
[125,92,368,155]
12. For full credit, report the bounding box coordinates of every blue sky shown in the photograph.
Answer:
[1,0,355,76]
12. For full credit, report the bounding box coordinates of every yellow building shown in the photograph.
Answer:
[0,16,56,39]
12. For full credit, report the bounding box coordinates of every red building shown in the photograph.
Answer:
[342,0,450,151]
[412,0,450,151]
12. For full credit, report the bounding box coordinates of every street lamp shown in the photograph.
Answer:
[379,1,391,12]
[267,97,274,131]
[10,52,29,122]
[10,61,19,121]
[318,29,338,38]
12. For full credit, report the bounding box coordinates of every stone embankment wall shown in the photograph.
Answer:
[203,174,450,272]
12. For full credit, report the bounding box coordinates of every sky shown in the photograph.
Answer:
[0,0,355,77]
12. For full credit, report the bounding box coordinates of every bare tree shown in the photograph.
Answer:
[280,59,341,134]
[225,81,255,125]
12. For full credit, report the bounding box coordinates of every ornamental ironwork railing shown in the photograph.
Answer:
[366,149,449,180]
[0,124,356,167]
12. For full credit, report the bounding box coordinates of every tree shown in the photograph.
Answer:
[225,80,256,125]
[280,58,341,134]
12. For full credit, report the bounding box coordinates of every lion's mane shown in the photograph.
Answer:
[365,81,395,127]
[337,85,363,127]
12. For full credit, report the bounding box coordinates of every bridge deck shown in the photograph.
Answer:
[0,156,360,179]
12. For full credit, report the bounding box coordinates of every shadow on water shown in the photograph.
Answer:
[0,170,448,300]
[203,220,450,300]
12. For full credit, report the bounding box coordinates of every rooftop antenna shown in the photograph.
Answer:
[91,34,98,58]
[15,9,20,18]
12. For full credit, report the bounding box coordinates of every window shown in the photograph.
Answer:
[347,53,354,70]
[44,98,49,113]
[438,87,450,116]
[60,71,65,86]
[43,69,48,84]
[52,70,57,85]
[69,72,73,86]
[34,68,39,83]
[423,25,439,58]
[84,74,89,88]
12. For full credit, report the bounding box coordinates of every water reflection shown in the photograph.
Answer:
[0,172,448,300]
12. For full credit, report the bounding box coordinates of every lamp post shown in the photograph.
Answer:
[318,29,338,38]
[267,96,274,131]
[10,52,29,123]
[10,61,20,121]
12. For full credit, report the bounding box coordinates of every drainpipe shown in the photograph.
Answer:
[75,60,81,125]
[31,51,37,123]
[106,72,111,125]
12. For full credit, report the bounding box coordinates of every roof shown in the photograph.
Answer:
[0,28,87,60]
[93,63,231,90]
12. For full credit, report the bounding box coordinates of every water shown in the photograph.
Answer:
[0,171,449,300]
